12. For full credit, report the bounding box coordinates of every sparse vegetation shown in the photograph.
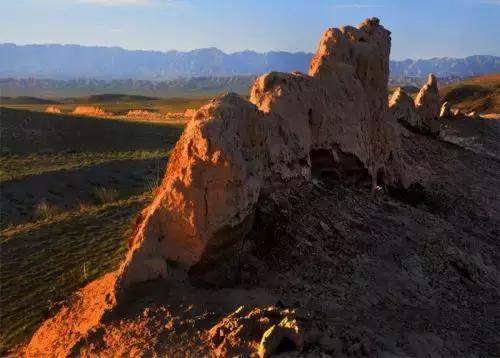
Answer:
[440,74,500,114]
[1,95,211,117]
[0,107,183,353]
[0,194,150,353]
[0,150,170,182]
[93,187,120,204]
[34,200,59,220]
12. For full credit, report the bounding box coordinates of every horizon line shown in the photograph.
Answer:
[1,42,498,62]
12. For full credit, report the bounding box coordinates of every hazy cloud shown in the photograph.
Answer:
[80,0,152,6]
[78,0,191,8]
[331,4,384,8]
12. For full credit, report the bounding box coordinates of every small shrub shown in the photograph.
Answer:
[35,200,59,220]
[93,187,119,204]
[145,174,161,193]
[77,200,91,212]
[145,160,163,193]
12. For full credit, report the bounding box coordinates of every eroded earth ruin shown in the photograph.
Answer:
[24,18,500,357]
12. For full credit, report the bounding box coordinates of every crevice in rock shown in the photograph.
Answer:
[188,212,256,288]
[310,147,371,187]
[275,336,297,354]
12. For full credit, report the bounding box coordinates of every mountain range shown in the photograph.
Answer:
[1,43,499,80]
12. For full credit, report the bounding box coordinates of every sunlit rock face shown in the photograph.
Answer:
[440,101,452,118]
[72,105,109,116]
[390,87,421,128]
[117,18,407,288]
[389,77,441,135]
[415,74,440,121]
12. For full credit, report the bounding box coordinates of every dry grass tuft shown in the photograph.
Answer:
[93,187,120,204]
[34,201,59,220]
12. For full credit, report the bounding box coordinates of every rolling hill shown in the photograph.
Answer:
[440,74,500,114]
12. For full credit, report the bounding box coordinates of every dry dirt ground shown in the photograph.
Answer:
[30,117,500,357]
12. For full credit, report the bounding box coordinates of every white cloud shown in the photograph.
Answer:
[331,4,384,8]
[80,0,151,6]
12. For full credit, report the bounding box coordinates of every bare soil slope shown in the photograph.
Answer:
[22,118,500,357]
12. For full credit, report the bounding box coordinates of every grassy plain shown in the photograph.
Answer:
[1,94,212,115]
[0,105,185,353]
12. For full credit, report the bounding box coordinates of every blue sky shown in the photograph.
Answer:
[1,0,499,59]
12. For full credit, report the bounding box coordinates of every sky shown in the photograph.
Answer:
[0,0,499,60]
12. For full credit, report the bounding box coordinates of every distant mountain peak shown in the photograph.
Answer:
[0,43,499,80]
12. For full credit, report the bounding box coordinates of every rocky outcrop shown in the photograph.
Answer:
[184,108,197,119]
[415,74,440,121]
[26,18,415,355]
[389,80,441,135]
[440,101,452,118]
[44,105,61,114]
[126,109,161,118]
[72,106,109,116]
[117,17,406,289]
[467,111,480,119]
[389,88,421,128]
[258,316,302,358]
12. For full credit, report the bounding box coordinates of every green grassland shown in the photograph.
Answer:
[0,106,186,353]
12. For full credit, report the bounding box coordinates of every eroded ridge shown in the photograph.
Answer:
[26,18,411,356]
[118,17,407,288]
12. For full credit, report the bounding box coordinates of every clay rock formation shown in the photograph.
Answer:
[467,111,481,119]
[389,88,421,128]
[126,109,165,120]
[72,105,109,116]
[206,306,302,357]
[26,18,417,356]
[117,17,407,289]
[415,74,440,121]
[184,108,197,119]
[440,101,452,118]
[44,105,61,114]
[389,82,441,135]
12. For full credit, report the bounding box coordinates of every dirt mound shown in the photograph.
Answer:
[24,19,500,357]
[72,106,109,116]
[25,273,117,357]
